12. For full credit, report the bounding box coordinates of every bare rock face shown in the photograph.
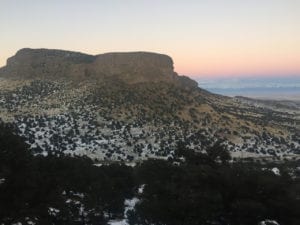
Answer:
[0,48,198,88]
[2,48,95,80]
[91,52,176,83]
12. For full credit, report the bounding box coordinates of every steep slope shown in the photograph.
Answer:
[0,48,299,161]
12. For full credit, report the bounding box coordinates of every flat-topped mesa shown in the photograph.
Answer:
[1,48,96,80]
[0,48,198,88]
[91,52,176,83]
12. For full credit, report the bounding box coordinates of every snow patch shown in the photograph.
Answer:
[48,207,60,216]
[271,167,280,176]
[0,178,5,185]
[108,185,144,225]
[138,184,145,194]
[259,219,280,225]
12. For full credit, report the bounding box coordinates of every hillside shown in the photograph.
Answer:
[1,123,299,225]
[0,48,299,161]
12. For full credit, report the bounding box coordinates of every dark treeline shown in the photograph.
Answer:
[0,124,299,225]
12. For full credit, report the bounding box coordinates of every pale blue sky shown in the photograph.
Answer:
[1,0,299,77]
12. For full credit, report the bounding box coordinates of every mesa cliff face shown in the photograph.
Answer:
[0,48,197,88]
[2,48,94,80]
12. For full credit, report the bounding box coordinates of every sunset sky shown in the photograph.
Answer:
[0,0,299,78]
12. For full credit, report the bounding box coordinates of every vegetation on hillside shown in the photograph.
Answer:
[0,124,299,225]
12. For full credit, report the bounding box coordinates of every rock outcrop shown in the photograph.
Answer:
[0,48,197,88]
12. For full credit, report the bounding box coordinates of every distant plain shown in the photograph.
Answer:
[197,76,300,100]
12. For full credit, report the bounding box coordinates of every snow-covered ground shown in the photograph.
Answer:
[259,219,280,225]
[108,185,145,225]
[0,79,298,162]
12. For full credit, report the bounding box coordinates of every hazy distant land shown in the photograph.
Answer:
[197,77,300,101]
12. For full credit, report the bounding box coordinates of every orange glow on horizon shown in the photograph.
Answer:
[1,0,299,79]
[172,47,300,77]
